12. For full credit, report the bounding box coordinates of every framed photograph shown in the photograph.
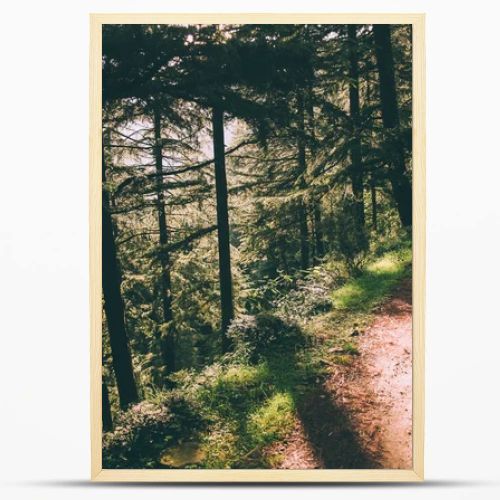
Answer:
[90,13,425,482]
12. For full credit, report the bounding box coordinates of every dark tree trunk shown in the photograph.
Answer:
[102,151,139,410]
[102,381,113,432]
[297,91,310,270]
[306,88,325,262]
[312,205,323,262]
[212,106,234,350]
[298,204,309,270]
[373,24,412,227]
[347,24,365,228]
[153,107,175,374]
[370,175,378,231]
[364,80,378,233]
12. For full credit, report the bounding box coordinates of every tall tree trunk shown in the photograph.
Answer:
[102,150,139,409]
[306,88,325,262]
[347,24,365,227]
[370,175,378,231]
[102,381,113,432]
[153,107,175,374]
[297,91,310,270]
[364,79,378,232]
[373,24,412,227]
[212,106,233,350]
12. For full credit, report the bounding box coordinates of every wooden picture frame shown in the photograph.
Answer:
[90,12,425,482]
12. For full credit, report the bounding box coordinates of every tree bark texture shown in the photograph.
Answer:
[212,106,234,350]
[373,24,412,227]
[102,149,139,409]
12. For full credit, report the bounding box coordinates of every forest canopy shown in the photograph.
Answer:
[101,23,413,469]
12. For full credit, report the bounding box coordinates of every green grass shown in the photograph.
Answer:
[188,358,299,468]
[194,354,314,468]
[247,392,296,445]
[332,248,411,313]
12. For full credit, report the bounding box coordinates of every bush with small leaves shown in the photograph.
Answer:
[273,266,339,324]
[226,313,305,364]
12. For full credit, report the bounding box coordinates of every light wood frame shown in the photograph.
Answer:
[90,13,425,482]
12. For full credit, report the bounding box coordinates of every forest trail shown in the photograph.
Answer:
[276,279,413,469]
[101,24,416,471]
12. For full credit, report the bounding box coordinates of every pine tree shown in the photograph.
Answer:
[102,148,139,409]
[347,24,365,227]
[153,105,176,372]
[212,105,234,348]
[373,24,412,227]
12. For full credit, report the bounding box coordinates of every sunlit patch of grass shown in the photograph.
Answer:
[332,248,411,313]
[247,392,296,446]
[197,364,271,424]
[265,450,285,468]
[218,364,269,386]
[193,361,302,468]
[193,364,301,468]
[200,422,240,468]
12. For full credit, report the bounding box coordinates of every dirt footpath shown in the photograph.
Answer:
[327,279,413,468]
[274,279,413,470]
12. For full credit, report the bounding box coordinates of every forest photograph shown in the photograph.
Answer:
[100,22,415,471]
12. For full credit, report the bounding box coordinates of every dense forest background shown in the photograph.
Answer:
[101,23,413,469]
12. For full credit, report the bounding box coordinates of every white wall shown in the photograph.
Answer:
[1,1,499,498]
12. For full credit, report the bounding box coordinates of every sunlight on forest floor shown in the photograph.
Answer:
[332,248,412,312]
[102,245,412,469]
[187,247,412,469]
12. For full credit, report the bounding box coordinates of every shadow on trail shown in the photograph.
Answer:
[260,319,376,469]
[296,384,375,468]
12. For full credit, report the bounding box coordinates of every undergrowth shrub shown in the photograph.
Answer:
[274,267,339,324]
[226,313,305,364]
[102,391,204,469]
[370,228,411,257]
[104,243,412,470]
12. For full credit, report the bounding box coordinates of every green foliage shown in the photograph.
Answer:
[103,242,411,469]
[274,266,340,323]
[240,271,294,314]
[332,247,411,312]
[170,241,222,366]
[102,392,204,469]
[162,361,296,468]
[226,313,306,364]
[333,354,353,366]
[101,21,413,469]
[247,392,296,445]
[371,227,412,256]
[332,197,369,275]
